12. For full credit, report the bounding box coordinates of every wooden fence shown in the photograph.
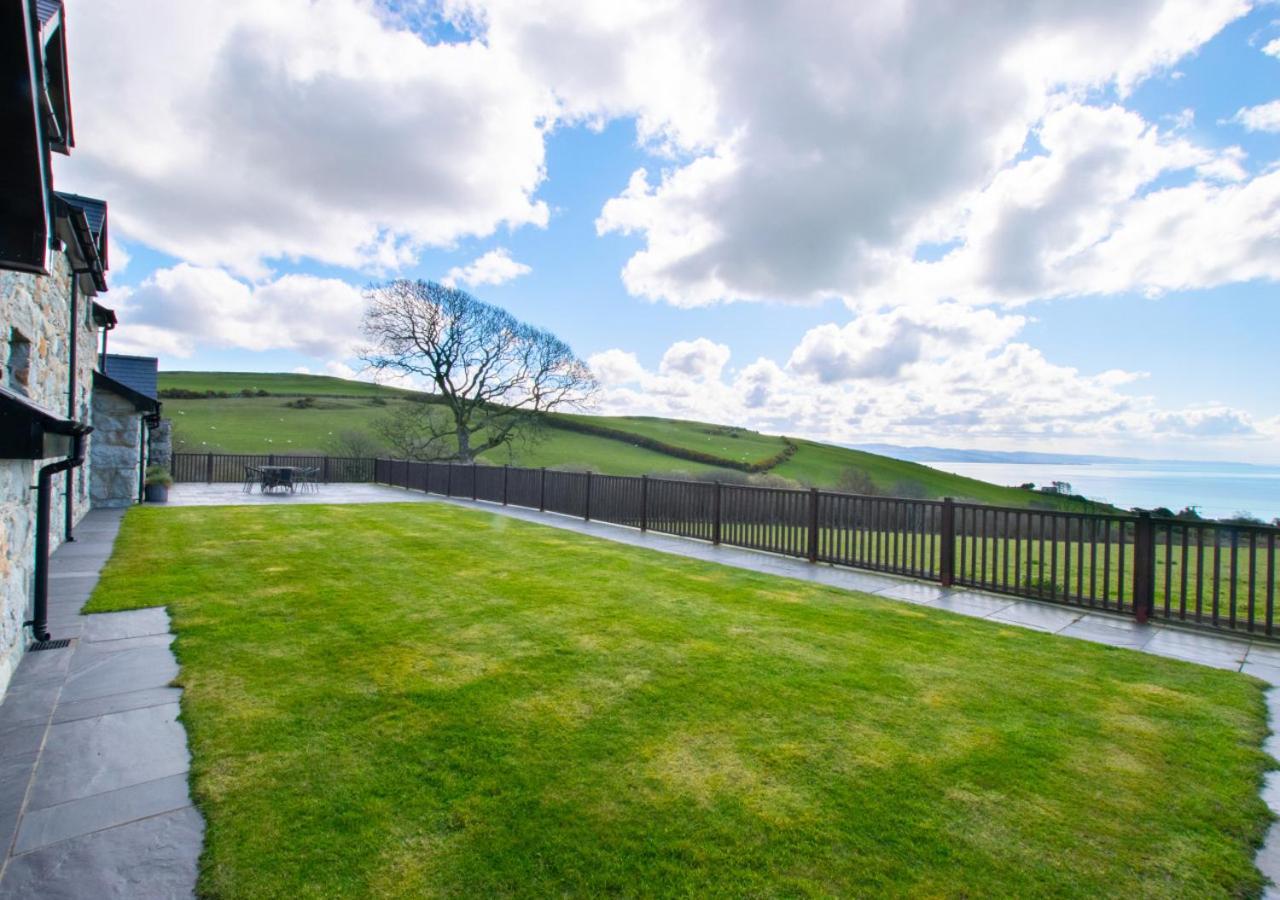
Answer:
[176,453,1279,639]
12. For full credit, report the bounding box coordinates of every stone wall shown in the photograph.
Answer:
[0,254,100,697]
[91,389,143,508]
[149,419,172,471]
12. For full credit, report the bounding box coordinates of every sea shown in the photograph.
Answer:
[924,460,1280,521]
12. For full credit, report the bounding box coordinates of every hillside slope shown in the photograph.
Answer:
[159,371,1100,509]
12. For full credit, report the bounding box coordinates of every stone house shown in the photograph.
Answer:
[0,1,161,697]
[93,355,163,508]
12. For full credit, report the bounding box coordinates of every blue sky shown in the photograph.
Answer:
[58,0,1280,461]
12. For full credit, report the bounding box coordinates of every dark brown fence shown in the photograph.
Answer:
[172,453,375,484]
[372,459,1280,640]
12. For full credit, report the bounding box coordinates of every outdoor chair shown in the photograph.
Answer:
[243,466,262,493]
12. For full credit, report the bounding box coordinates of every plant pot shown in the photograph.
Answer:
[144,483,169,503]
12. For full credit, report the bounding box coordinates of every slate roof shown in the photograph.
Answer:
[35,0,61,26]
[93,369,160,414]
[102,354,158,400]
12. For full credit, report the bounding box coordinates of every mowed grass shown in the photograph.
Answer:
[88,503,1272,898]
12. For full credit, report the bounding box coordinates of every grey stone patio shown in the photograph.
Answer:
[0,508,200,899]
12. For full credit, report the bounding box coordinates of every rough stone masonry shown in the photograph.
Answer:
[0,256,99,695]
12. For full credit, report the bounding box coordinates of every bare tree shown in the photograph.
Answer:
[323,428,384,459]
[360,280,596,461]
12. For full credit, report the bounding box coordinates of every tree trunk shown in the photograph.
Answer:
[456,426,472,462]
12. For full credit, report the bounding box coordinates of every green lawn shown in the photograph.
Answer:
[89,503,1271,898]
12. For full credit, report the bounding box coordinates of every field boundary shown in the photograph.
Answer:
[548,416,798,472]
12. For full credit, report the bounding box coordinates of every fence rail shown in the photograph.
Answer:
[172,453,375,484]
[180,453,1280,640]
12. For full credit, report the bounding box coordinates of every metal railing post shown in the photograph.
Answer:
[205,452,213,484]
[713,482,722,545]
[539,467,546,512]
[1133,511,1155,623]
[323,456,331,483]
[940,497,955,587]
[502,465,509,505]
[446,462,453,497]
[807,487,820,563]
[640,475,648,531]
[584,471,592,521]
[472,463,478,501]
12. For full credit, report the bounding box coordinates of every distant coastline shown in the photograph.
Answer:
[849,446,1280,521]
[851,443,1271,469]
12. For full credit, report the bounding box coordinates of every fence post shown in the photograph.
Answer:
[539,467,546,512]
[939,497,955,587]
[640,475,648,531]
[269,453,275,466]
[584,472,592,522]
[1133,511,1155,624]
[472,463,478,501]
[205,452,213,484]
[323,457,331,483]
[502,465,509,505]
[807,488,819,563]
[713,482,722,545]
[446,462,453,497]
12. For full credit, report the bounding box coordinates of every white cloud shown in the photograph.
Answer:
[659,338,730,380]
[441,247,531,288]
[61,0,552,278]
[587,349,645,385]
[1264,37,1280,58]
[110,264,365,359]
[860,104,1280,308]
[788,305,1025,384]
[589,332,1274,459]
[452,0,1257,307]
[1231,99,1280,132]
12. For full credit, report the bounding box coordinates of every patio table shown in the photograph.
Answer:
[258,465,304,493]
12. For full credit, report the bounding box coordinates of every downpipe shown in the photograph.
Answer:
[27,434,87,642]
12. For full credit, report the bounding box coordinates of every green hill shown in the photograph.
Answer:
[159,371,1101,510]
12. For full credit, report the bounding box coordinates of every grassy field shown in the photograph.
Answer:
[167,396,725,477]
[89,503,1270,898]
[160,371,419,398]
[556,413,790,468]
[160,371,1107,510]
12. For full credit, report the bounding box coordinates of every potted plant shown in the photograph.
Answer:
[144,465,173,503]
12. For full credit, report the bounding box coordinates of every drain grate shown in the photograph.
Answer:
[30,638,71,651]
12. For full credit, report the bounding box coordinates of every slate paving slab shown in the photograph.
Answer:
[989,601,1083,633]
[0,509,200,899]
[51,687,182,726]
[81,609,171,643]
[14,773,192,856]
[875,582,948,604]
[0,806,202,900]
[58,645,179,703]
[27,703,190,809]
